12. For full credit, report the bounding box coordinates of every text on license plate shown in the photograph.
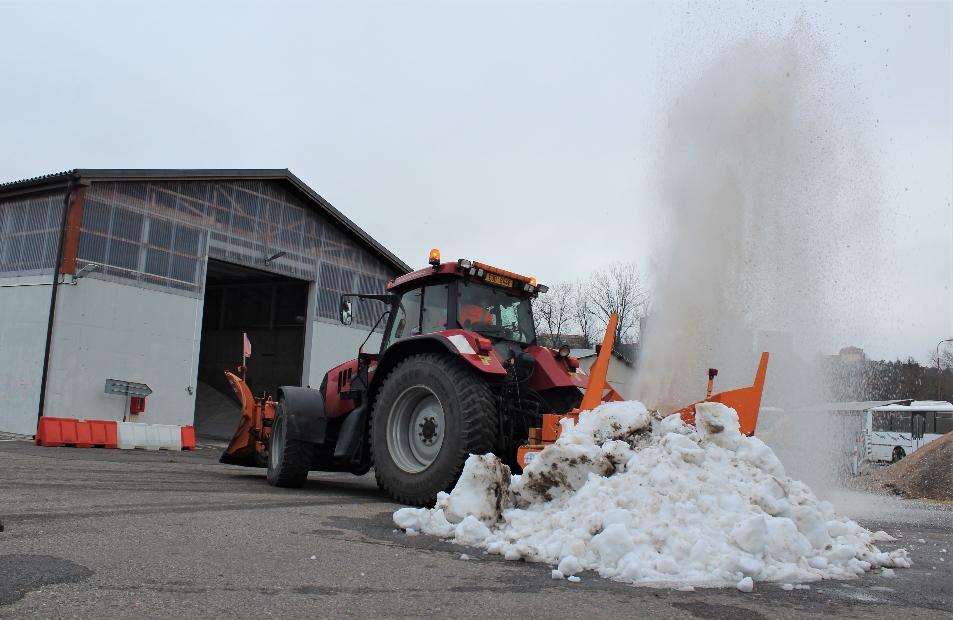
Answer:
[484,273,513,288]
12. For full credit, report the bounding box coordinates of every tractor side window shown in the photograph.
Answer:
[387,289,422,344]
[420,285,449,334]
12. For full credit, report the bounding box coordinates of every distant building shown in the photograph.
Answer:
[571,345,636,400]
[538,333,590,349]
[837,346,867,364]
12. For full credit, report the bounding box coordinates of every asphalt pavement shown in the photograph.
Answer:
[1,440,951,619]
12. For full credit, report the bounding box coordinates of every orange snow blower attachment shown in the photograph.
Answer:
[677,352,769,436]
[220,369,277,467]
[517,313,624,468]
[516,313,770,468]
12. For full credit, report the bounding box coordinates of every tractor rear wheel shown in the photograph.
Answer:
[371,353,497,506]
[266,398,312,488]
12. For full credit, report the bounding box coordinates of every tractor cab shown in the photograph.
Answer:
[339,250,546,357]
[382,266,538,352]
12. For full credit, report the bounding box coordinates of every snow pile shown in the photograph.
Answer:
[394,401,910,588]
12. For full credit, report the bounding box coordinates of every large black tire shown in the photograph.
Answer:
[371,353,497,506]
[266,398,312,488]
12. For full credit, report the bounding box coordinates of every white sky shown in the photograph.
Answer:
[1,0,950,362]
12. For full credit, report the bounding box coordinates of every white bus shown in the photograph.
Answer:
[864,400,953,463]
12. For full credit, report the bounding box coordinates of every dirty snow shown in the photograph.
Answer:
[393,401,911,588]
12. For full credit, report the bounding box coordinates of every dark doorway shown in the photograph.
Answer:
[194,259,309,440]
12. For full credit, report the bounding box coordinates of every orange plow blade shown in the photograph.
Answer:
[677,352,770,436]
[220,370,276,466]
[579,312,624,411]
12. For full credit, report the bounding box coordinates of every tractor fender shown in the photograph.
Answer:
[525,345,589,392]
[277,385,327,444]
[370,333,506,394]
[333,402,368,461]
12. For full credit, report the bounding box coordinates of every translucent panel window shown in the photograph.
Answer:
[0,194,64,274]
[318,263,356,320]
[355,273,388,327]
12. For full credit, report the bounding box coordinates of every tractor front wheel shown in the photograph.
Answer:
[371,353,497,506]
[266,398,312,487]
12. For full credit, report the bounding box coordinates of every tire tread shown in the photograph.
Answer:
[371,353,497,505]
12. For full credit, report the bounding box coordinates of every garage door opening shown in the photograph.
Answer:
[194,259,310,441]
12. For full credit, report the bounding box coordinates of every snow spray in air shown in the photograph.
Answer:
[635,24,883,494]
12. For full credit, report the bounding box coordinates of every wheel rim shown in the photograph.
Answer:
[270,408,285,471]
[386,385,446,473]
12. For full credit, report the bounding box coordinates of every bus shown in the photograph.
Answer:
[864,400,953,463]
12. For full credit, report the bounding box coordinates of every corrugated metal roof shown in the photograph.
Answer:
[0,169,75,188]
[0,168,411,274]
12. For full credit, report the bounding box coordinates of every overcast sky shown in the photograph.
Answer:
[1,0,950,362]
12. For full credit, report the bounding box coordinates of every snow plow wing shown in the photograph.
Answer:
[220,370,276,467]
[676,352,770,436]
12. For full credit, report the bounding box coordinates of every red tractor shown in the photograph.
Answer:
[222,250,598,505]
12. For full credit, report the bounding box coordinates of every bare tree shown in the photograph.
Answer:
[532,281,575,346]
[571,281,597,347]
[932,347,953,370]
[584,262,648,344]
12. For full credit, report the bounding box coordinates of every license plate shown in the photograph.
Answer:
[484,273,513,288]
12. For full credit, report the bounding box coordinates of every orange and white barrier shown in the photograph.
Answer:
[35,417,196,451]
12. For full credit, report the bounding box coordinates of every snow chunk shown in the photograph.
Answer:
[695,402,743,449]
[393,399,912,589]
[444,454,511,524]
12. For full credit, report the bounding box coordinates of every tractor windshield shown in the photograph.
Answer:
[457,280,536,344]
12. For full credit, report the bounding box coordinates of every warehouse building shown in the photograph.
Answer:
[0,169,408,437]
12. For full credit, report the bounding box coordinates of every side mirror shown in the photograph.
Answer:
[339,298,353,325]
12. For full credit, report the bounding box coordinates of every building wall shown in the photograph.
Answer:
[0,275,54,435]
[307,321,383,387]
[40,278,387,428]
[44,277,203,426]
[0,191,65,434]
